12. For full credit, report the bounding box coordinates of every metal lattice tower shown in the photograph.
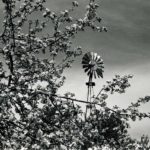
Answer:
[82,52,104,117]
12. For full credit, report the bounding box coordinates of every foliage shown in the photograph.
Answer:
[0,0,150,149]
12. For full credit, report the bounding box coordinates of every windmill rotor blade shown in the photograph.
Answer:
[93,52,97,60]
[91,52,94,60]
[84,67,90,73]
[96,55,101,60]
[86,52,92,59]
[97,64,104,69]
[82,52,104,79]
[82,64,89,67]
[96,69,103,78]
[97,61,103,65]
[82,58,89,62]
[83,65,89,69]
[82,57,90,62]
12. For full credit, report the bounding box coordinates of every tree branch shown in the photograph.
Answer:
[36,90,127,115]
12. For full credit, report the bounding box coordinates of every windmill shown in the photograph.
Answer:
[82,52,104,117]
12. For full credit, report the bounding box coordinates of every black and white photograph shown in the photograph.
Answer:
[0,0,150,149]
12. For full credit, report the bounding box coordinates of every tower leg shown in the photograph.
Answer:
[85,76,95,119]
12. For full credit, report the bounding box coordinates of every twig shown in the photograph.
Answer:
[96,88,104,98]
[36,90,127,116]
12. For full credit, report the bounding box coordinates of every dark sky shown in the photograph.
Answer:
[0,0,150,139]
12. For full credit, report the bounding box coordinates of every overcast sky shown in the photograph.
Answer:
[51,0,150,139]
[1,0,150,140]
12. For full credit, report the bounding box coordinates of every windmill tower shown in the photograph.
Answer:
[82,52,104,117]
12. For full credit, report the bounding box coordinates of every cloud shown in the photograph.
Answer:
[59,61,150,139]
[0,0,150,139]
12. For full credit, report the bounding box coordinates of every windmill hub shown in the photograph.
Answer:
[89,60,96,67]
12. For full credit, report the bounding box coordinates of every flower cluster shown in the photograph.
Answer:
[103,75,133,94]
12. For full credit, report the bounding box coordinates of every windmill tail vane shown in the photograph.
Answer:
[82,52,104,117]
